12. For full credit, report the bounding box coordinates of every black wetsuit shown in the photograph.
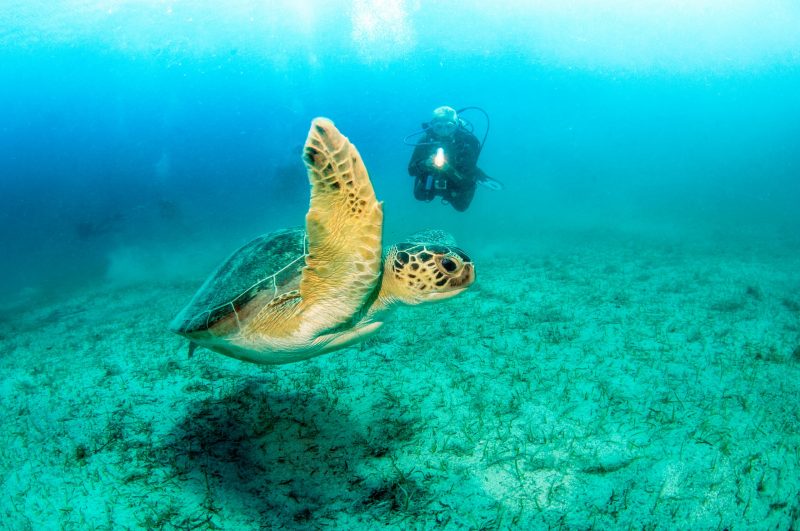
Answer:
[407,127,486,212]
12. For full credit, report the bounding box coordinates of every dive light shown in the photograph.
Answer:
[433,147,446,169]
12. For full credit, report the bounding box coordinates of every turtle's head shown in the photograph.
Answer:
[382,242,475,305]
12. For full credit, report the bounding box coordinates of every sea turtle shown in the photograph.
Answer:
[170,118,476,364]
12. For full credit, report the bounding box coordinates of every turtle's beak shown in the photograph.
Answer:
[426,286,468,301]
[426,262,475,302]
[452,262,475,288]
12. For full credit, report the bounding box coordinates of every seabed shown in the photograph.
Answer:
[1,230,799,529]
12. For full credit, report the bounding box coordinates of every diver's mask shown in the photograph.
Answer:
[430,119,458,138]
[429,105,459,138]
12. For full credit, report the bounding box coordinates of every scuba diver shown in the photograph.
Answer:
[405,105,501,212]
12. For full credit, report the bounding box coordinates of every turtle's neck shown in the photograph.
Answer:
[365,270,398,321]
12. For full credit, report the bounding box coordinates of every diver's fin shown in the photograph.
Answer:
[477,175,504,191]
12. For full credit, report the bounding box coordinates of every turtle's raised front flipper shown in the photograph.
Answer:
[299,118,384,329]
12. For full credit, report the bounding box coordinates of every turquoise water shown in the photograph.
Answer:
[1,1,799,528]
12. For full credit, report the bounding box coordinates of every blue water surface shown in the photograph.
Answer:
[1,1,799,300]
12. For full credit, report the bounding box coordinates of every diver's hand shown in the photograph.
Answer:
[427,160,454,175]
[423,158,439,170]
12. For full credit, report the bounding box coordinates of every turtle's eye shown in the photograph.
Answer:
[440,257,458,273]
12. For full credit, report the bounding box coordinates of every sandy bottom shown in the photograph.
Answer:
[1,231,799,529]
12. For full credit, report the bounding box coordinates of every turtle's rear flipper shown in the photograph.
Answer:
[188,342,199,358]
